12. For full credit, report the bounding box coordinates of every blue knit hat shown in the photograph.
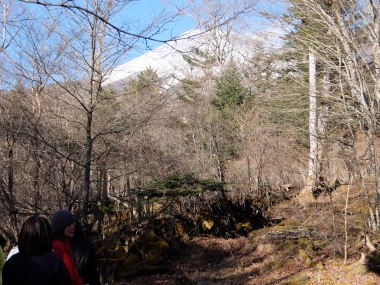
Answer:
[51,210,75,234]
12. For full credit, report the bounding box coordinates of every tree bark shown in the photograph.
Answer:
[300,49,318,198]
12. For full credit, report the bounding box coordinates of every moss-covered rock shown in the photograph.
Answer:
[315,261,325,271]
[144,226,157,238]
[114,251,127,264]
[248,223,315,246]
[202,218,214,232]
[297,238,315,258]
[96,246,112,259]
[298,249,313,267]
[236,221,253,232]
[278,240,299,255]
[121,254,141,269]
[144,237,170,258]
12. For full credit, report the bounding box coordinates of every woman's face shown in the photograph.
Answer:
[63,221,75,238]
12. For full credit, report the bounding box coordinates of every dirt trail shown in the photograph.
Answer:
[122,235,248,284]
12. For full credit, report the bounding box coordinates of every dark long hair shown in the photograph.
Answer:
[70,215,85,243]
[53,229,69,242]
[18,215,53,257]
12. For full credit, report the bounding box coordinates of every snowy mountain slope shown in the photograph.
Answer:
[104,29,204,86]
[104,26,285,88]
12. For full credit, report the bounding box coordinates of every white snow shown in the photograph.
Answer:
[104,26,286,87]
[104,29,205,86]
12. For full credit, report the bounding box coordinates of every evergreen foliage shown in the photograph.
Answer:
[138,172,227,200]
[182,47,217,69]
[128,67,161,94]
[211,61,252,110]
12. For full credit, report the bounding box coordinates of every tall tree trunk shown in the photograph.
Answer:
[82,111,93,228]
[32,88,42,212]
[300,49,318,199]
[5,132,18,242]
[317,66,330,176]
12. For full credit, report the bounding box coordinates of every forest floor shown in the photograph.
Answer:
[117,185,380,285]
[121,234,380,285]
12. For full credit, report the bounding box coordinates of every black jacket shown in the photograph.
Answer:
[3,253,47,285]
[70,238,100,285]
[4,252,71,285]
[30,252,71,285]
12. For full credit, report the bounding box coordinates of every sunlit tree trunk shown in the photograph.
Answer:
[300,49,317,198]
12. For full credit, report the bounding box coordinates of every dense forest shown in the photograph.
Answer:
[1,0,380,283]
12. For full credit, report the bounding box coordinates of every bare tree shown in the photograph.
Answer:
[1,12,64,212]
[186,0,259,65]
[283,0,380,227]
[0,0,21,52]
[31,0,200,228]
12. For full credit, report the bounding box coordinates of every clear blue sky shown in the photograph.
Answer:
[127,0,287,41]
[119,0,288,60]
[126,0,196,49]
[17,0,196,64]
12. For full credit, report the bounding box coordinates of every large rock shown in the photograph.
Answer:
[121,254,141,269]
[236,221,253,233]
[114,250,127,264]
[96,246,112,259]
[144,237,170,258]
[298,249,313,267]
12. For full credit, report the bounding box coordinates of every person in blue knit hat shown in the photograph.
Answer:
[51,210,84,285]
[52,210,76,234]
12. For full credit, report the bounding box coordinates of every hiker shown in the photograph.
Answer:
[52,210,84,285]
[70,216,100,285]
[3,215,71,285]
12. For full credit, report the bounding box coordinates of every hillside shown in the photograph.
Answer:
[125,235,379,285]
[94,182,380,285]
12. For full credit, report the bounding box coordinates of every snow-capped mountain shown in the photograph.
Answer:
[104,26,285,88]
[104,29,203,85]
